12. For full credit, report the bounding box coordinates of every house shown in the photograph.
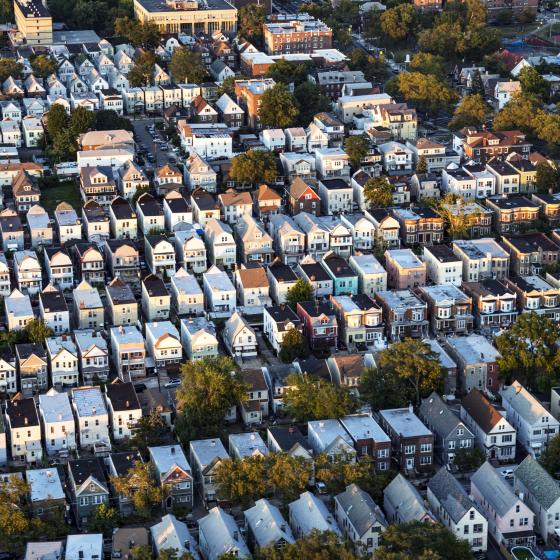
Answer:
[12,170,40,213]
[486,160,521,196]
[26,468,66,519]
[254,184,282,221]
[163,191,192,231]
[105,382,142,441]
[379,406,434,474]
[191,189,221,227]
[334,484,388,555]
[136,192,164,235]
[234,266,271,312]
[229,431,269,459]
[245,498,295,551]
[38,389,77,456]
[14,250,42,295]
[267,260,298,304]
[239,368,269,425]
[266,425,313,460]
[505,275,560,318]
[37,288,68,339]
[16,343,48,395]
[145,321,182,369]
[297,300,338,350]
[471,461,534,548]
[419,392,475,465]
[532,192,560,226]
[263,305,302,355]
[171,268,204,317]
[384,474,435,524]
[145,234,176,277]
[109,197,137,240]
[70,242,105,285]
[296,256,334,298]
[215,93,244,130]
[495,80,521,109]
[501,233,560,276]
[288,177,321,216]
[180,317,219,361]
[236,214,274,265]
[65,534,103,560]
[378,141,414,174]
[321,252,358,296]
[105,278,138,327]
[0,208,24,252]
[0,253,10,297]
[82,200,110,242]
[514,455,560,543]
[501,381,559,458]
[485,196,539,234]
[317,178,353,215]
[293,212,330,260]
[74,329,109,384]
[199,507,251,560]
[118,161,149,201]
[392,207,444,246]
[318,216,353,258]
[375,289,429,342]
[460,389,516,462]
[44,249,73,291]
[347,254,386,297]
[54,202,81,245]
[149,444,193,511]
[185,153,217,193]
[73,280,103,329]
[422,245,463,286]
[154,164,182,196]
[428,467,488,553]
[110,326,146,381]
[104,239,140,283]
[79,166,117,208]
[223,312,258,359]
[71,386,110,454]
[308,419,357,463]
[315,148,350,182]
[385,249,426,290]
[0,348,16,396]
[268,214,305,265]
[455,128,531,162]
[289,491,341,538]
[5,397,43,464]
[150,515,199,559]
[417,284,474,336]
[453,238,510,282]
[203,265,236,316]
[189,438,230,506]
[67,458,109,528]
[204,219,236,269]
[174,228,207,274]
[27,205,52,247]
[45,335,78,387]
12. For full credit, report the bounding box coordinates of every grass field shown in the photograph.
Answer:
[40,179,82,214]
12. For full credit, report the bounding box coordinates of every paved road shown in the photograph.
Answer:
[131,117,179,171]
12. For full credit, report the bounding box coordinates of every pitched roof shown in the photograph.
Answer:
[237,267,269,289]
[501,381,553,425]
[429,467,477,523]
[515,455,560,510]
[335,484,387,537]
[419,391,468,439]
[471,461,518,517]
[461,389,505,432]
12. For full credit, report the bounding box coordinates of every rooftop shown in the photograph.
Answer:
[71,386,107,418]
[340,414,390,443]
[379,407,432,437]
[26,468,65,503]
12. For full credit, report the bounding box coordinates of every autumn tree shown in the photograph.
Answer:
[175,356,247,441]
[344,134,370,169]
[495,312,560,391]
[0,57,23,83]
[283,374,358,422]
[493,93,540,133]
[437,193,481,240]
[374,521,474,560]
[23,318,54,344]
[110,462,162,519]
[416,156,428,174]
[169,47,207,84]
[279,328,308,363]
[379,3,415,42]
[535,161,559,193]
[230,149,277,185]
[132,410,167,452]
[449,94,491,130]
[130,545,153,560]
[519,66,549,101]
[127,52,156,87]
[286,278,314,309]
[408,52,446,79]
[540,433,560,476]
[259,83,299,128]
[0,476,32,551]
[30,54,57,78]
[363,176,393,208]
[393,72,458,114]
[89,503,120,535]
[533,111,560,150]
[238,3,266,42]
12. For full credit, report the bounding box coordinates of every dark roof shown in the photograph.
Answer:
[83,201,108,222]
[69,241,102,259]
[106,382,141,412]
[463,278,512,298]
[503,233,560,254]
[15,343,46,360]
[265,305,300,330]
[461,389,504,433]
[241,368,268,392]
[487,196,538,210]
[320,178,350,190]
[322,253,355,278]
[39,290,69,313]
[299,262,330,282]
[297,356,331,382]
[145,234,170,249]
[106,278,136,305]
[191,189,218,211]
[297,300,336,319]
[68,458,107,487]
[268,261,298,283]
[6,397,39,428]
[111,197,136,220]
[425,244,461,263]
[367,208,392,224]
[105,238,138,254]
[165,196,191,213]
[351,293,379,311]
[136,193,163,217]
[142,274,168,297]
[109,451,142,475]
[268,426,309,453]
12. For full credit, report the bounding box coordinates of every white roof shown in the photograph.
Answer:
[420,284,470,303]
[45,336,77,359]
[65,534,103,560]
[308,419,354,451]
[146,321,180,343]
[25,542,64,560]
[288,491,341,536]
[340,414,390,443]
[386,248,423,269]
[215,93,243,114]
[26,468,65,503]
[229,432,269,458]
[71,386,107,418]
[149,444,191,476]
[379,408,432,437]
[110,325,144,346]
[204,265,235,292]
[5,289,33,317]
[198,507,251,559]
[74,329,108,353]
[384,473,433,523]
[244,498,295,548]
[422,338,457,371]
[349,254,385,275]
[501,381,557,426]
[151,514,200,559]
[446,334,500,365]
[171,267,203,296]
[38,388,74,423]
[453,238,509,259]
[74,280,102,309]
[190,438,229,470]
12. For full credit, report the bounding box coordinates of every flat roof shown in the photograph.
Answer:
[71,386,107,418]
[27,468,65,503]
[446,334,500,364]
[380,408,432,437]
[340,414,390,443]
[135,0,236,12]
[386,248,423,269]
[39,389,74,423]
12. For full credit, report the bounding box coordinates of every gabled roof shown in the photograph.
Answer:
[384,473,433,523]
[429,467,477,523]
[471,461,518,517]
[335,484,387,537]
[515,455,560,510]
[419,391,470,439]
[244,499,295,548]
[461,389,507,433]
[501,380,554,426]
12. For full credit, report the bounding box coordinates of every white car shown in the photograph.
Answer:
[164,378,181,388]
[500,469,514,479]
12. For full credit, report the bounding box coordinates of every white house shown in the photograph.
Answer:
[5,397,43,464]
[4,288,34,331]
[44,248,74,291]
[105,382,142,441]
[14,250,42,295]
[110,325,146,381]
[145,321,182,369]
[204,219,236,269]
[245,498,295,550]
[38,389,77,457]
[348,254,387,297]
[71,386,111,454]
[203,265,236,316]
[171,267,205,316]
[151,514,200,559]
[199,507,251,560]
[223,312,258,358]
[307,419,357,463]
[289,491,341,538]
[317,178,353,215]
[45,335,79,387]
[174,229,207,275]
[180,317,219,361]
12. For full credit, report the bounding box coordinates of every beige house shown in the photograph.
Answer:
[235,214,274,265]
[118,161,149,201]
[14,0,52,45]
[110,326,146,381]
[73,280,104,329]
[27,205,52,248]
[218,189,253,224]
[385,249,427,290]
[142,274,171,322]
[145,321,182,368]
[109,197,137,239]
[106,278,138,327]
[170,267,204,316]
[180,317,219,361]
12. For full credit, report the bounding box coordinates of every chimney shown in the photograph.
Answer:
[408,403,413,414]
[24,417,28,425]
[171,446,176,454]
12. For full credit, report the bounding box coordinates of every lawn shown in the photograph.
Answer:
[511,547,537,560]
[40,179,82,214]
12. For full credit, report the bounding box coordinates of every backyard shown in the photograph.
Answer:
[40,179,82,214]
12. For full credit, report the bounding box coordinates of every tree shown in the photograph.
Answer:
[394,72,458,113]
[533,111,560,150]
[360,366,413,410]
[266,453,312,502]
[257,530,359,560]
[114,16,160,48]
[215,455,268,506]
[259,84,299,128]
[495,312,560,391]
[110,462,162,519]
[493,93,540,133]
[519,66,549,101]
[0,57,23,83]
[363,176,393,208]
[230,149,277,185]
[494,8,513,25]
[435,193,481,240]
[377,339,444,405]
[238,4,266,42]
[46,104,70,141]
[23,318,53,344]
[374,521,474,560]
[216,75,237,97]
[516,7,536,24]
[175,356,247,441]
[344,134,370,169]
[130,545,153,560]
[535,161,559,193]
[30,55,56,78]
[449,94,490,130]
[379,3,415,42]
[127,52,156,87]
[348,49,390,85]
[0,476,32,551]
[540,433,560,476]
[93,110,133,131]
[132,410,167,452]
[293,82,332,126]
[169,47,207,84]
[470,69,485,96]
[71,106,95,136]
[283,374,358,422]
[279,328,308,363]
[416,156,428,174]
[89,504,120,534]
[453,447,485,472]
[286,278,314,309]
[266,60,310,86]
[409,52,446,79]
[0,0,12,24]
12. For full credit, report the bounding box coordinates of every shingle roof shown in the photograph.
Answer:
[471,461,518,517]
[335,484,387,537]
[428,467,476,523]
[460,389,504,433]
[419,391,468,439]
[515,455,560,510]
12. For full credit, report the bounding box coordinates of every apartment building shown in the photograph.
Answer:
[263,16,332,54]
[452,238,510,282]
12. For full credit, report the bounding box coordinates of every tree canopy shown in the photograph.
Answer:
[535,161,559,193]
[379,3,415,42]
[266,60,311,86]
[279,328,309,363]
[540,432,560,476]
[127,52,157,88]
[169,47,207,84]
[259,84,300,129]
[238,4,266,43]
[30,55,56,78]
[519,66,549,101]
[230,149,278,185]
[449,94,491,130]
[363,176,393,208]
[390,72,458,113]
[293,82,332,126]
[286,278,314,309]
[344,134,371,169]
[114,16,161,48]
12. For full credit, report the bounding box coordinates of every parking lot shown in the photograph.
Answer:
[132,118,181,171]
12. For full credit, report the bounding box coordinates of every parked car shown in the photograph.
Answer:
[164,378,181,388]
[500,469,514,479]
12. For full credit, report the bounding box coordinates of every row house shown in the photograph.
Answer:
[452,238,510,282]
[171,267,205,317]
[39,286,70,333]
[110,326,146,381]
[348,254,387,297]
[293,212,330,260]
[407,137,457,173]
[321,252,358,296]
[43,249,73,291]
[532,191,560,226]
[485,196,539,234]
[104,239,140,282]
[180,317,219,362]
[296,256,334,298]
[501,233,560,276]
[268,214,306,265]
[145,234,176,277]
[26,468,66,520]
[38,389,77,457]
[296,300,338,351]
[109,197,137,240]
[71,386,111,453]
[73,280,103,329]
[364,209,400,248]
[204,219,236,269]
[136,192,164,235]
[375,289,429,341]
[442,200,493,239]
[235,214,274,265]
[203,265,236,316]
[105,382,142,441]
[106,278,138,327]
[505,275,560,319]
[253,184,282,221]
[70,242,105,286]
[82,200,109,242]
[455,128,531,162]
[74,330,110,384]
[384,248,426,290]
[317,178,352,215]
[423,245,463,286]
[263,305,302,355]
[16,343,48,395]
[45,335,79,388]
[318,216,353,258]
[234,266,271,314]
[267,260,298,305]
[5,397,43,464]
[289,177,321,216]
[145,321,182,370]
[392,207,444,246]
[340,213,375,252]
[175,228,207,275]
[280,153,316,183]
[142,274,170,322]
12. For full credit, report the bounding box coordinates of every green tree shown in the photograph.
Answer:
[437,193,481,240]
[46,104,70,141]
[539,433,560,476]
[0,57,23,83]
[360,366,413,410]
[417,22,463,57]
[132,410,167,452]
[533,111,560,150]
[266,60,310,86]
[216,75,237,97]
[279,328,308,363]
[0,476,32,552]
[374,521,474,560]
[259,83,299,128]
[416,155,428,174]
[519,66,549,101]
[71,106,95,136]
[293,82,332,126]
[379,3,415,42]
[449,94,491,129]
[169,47,207,84]
[130,545,153,560]
[89,504,120,535]
[394,72,458,113]
[230,149,277,185]
[30,54,56,78]
[110,462,162,519]
[493,93,540,133]
[283,374,358,422]
[363,176,393,208]
[286,278,314,309]
[535,161,559,193]
[127,52,156,87]
[215,455,268,506]
[377,339,444,405]
[453,447,485,472]
[257,530,359,560]
[93,109,133,131]
[238,3,266,42]
[175,356,247,441]
[23,318,54,344]
[114,16,160,47]
[516,7,536,23]
[470,69,485,96]
[0,0,13,24]
[267,453,312,502]
[494,8,513,24]
[495,312,560,391]
[409,52,446,79]
[344,134,370,169]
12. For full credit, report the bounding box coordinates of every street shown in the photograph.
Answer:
[131,117,180,171]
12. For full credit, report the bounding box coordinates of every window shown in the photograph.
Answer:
[420,443,432,453]
[470,511,475,520]
[473,524,483,533]
[404,445,415,455]
[464,525,469,534]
